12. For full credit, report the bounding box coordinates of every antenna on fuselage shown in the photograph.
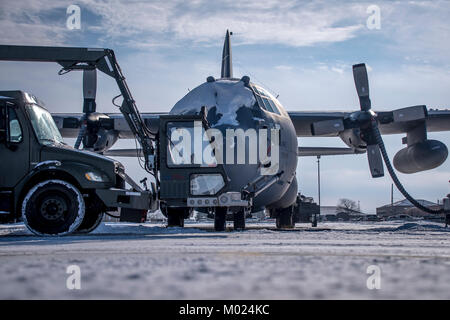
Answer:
[221,30,233,79]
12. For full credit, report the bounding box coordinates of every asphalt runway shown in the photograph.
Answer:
[0,220,449,299]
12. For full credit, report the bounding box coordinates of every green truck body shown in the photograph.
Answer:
[0,90,152,234]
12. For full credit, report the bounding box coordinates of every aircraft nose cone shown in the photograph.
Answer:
[170,79,256,127]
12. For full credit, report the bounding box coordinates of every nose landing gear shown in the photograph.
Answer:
[214,207,227,231]
[233,210,246,231]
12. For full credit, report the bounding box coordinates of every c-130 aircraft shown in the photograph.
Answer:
[3,30,450,232]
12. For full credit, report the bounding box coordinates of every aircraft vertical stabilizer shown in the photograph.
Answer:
[221,30,233,78]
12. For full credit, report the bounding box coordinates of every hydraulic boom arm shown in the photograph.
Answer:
[0,45,156,173]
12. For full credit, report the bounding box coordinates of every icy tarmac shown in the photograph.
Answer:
[0,220,449,299]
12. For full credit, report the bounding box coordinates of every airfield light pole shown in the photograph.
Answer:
[317,156,321,207]
[314,155,321,227]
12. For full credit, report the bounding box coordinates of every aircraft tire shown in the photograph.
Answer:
[214,207,227,231]
[275,206,295,229]
[167,208,185,227]
[233,210,245,230]
[311,215,318,227]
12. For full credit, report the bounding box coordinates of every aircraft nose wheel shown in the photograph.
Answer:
[233,210,245,231]
[166,208,187,227]
[214,207,227,231]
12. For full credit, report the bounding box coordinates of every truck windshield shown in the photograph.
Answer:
[26,104,64,145]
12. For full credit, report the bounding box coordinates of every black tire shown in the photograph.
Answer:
[275,207,295,229]
[233,210,245,230]
[214,207,227,231]
[22,180,85,236]
[167,207,185,227]
[76,210,104,233]
[0,215,15,224]
[311,215,318,227]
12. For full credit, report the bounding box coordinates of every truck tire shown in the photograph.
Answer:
[275,206,295,229]
[76,211,104,233]
[214,207,227,231]
[22,180,85,236]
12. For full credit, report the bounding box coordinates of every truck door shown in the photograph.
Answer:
[0,101,30,188]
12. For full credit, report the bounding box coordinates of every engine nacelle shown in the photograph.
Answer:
[393,139,448,174]
[339,128,367,150]
[83,113,118,153]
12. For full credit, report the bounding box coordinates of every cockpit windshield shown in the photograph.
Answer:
[252,85,282,115]
[26,104,64,145]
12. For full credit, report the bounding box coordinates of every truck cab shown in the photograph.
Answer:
[0,91,152,235]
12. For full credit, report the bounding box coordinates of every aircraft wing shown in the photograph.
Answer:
[52,112,168,139]
[288,108,450,137]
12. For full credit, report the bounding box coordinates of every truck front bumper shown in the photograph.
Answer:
[95,188,155,211]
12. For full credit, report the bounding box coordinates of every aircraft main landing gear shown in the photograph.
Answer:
[311,214,318,227]
[275,206,295,229]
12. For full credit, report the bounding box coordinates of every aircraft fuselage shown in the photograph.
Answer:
[170,78,298,211]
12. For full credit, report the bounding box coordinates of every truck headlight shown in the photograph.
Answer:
[190,174,225,196]
[85,171,107,182]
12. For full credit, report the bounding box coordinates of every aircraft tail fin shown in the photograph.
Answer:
[221,30,233,78]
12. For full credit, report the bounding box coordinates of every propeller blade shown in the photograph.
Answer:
[62,117,81,129]
[352,63,371,111]
[103,149,143,157]
[392,105,427,123]
[311,118,345,136]
[82,68,97,114]
[366,144,384,178]
[75,69,97,149]
[73,118,86,149]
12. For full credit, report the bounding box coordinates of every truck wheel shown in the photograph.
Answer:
[22,180,85,236]
[76,211,104,233]
[275,207,295,229]
[233,210,245,230]
[214,207,227,231]
[167,208,185,227]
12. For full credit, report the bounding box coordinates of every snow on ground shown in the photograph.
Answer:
[0,220,449,299]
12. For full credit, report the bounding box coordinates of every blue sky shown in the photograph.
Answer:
[0,0,449,213]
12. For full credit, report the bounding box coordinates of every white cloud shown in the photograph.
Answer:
[0,0,365,47]
[0,0,67,45]
[372,0,450,66]
[275,65,293,71]
[331,67,344,74]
